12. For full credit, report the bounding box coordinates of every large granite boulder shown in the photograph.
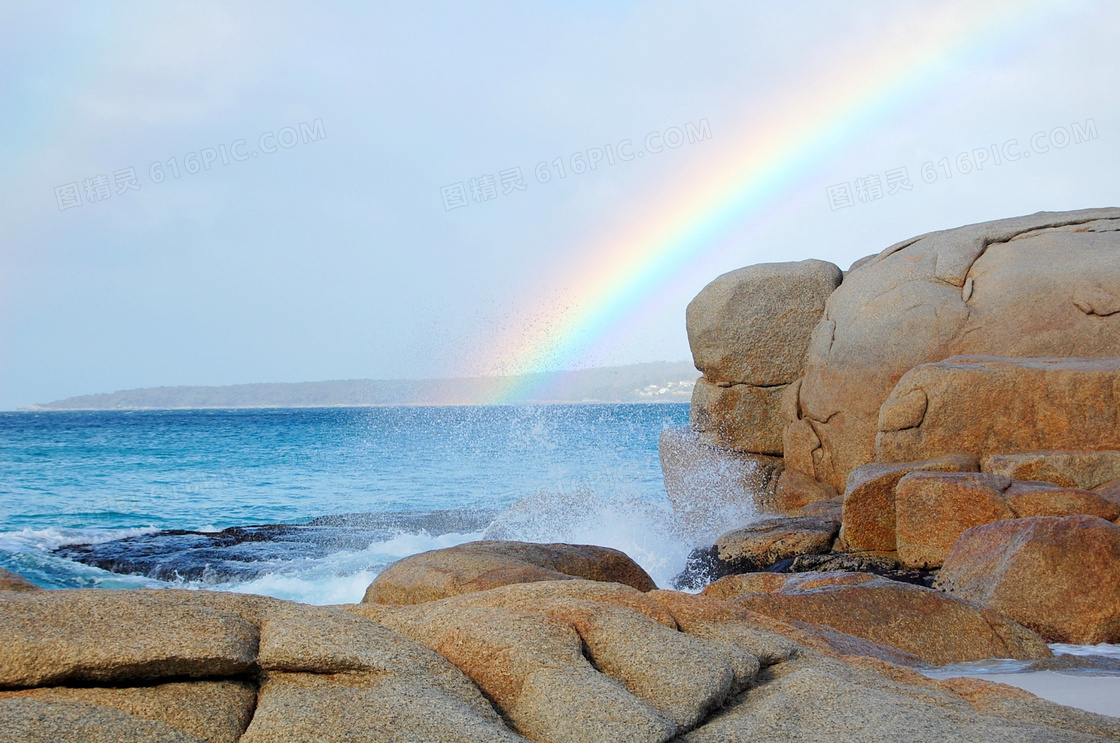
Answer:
[877,356,1120,464]
[363,540,656,605]
[839,454,979,551]
[727,575,1049,665]
[0,681,255,743]
[0,590,258,687]
[712,516,839,572]
[687,259,842,454]
[785,208,1120,491]
[936,515,1120,644]
[982,450,1120,489]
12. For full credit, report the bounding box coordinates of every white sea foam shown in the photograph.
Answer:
[0,526,160,553]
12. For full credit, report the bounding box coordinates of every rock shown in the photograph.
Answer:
[877,356,1120,464]
[936,515,1120,643]
[686,259,843,387]
[1094,477,1120,510]
[714,516,840,572]
[0,590,258,688]
[895,472,1016,569]
[728,575,1050,665]
[982,450,1120,489]
[0,697,206,743]
[785,552,930,586]
[690,377,785,454]
[787,208,1120,490]
[839,454,979,551]
[702,571,878,600]
[363,540,656,605]
[762,469,838,515]
[682,653,1120,742]
[796,498,842,520]
[1004,481,1120,521]
[240,672,525,743]
[659,426,783,533]
[0,681,255,743]
[0,568,39,592]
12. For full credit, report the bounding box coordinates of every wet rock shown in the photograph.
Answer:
[936,515,1120,644]
[714,516,840,572]
[0,567,39,592]
[363,540,656,605]
[659,426,783,531]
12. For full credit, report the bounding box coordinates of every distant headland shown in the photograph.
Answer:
[24,361,698,410]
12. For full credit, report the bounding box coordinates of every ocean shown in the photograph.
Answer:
[0,405,707,604]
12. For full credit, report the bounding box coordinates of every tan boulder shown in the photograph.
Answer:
[690,377,785,454]
[0,697,206,743]
[658,426,783,533]
[713,516,839,572]
[363,540,655,605]
[686,259,842,387]
[762,468,838,515]
[0,590,258,688]
[877,356,1120,464]
[787,208,1120,491]
[895,472,1015,569]
[240,672,524,743]
[0,681,255,743]
[796,498,842,520]
[728,575,1049,665]
[982,450,1120,489]
[1004,481,1120,521]
[839,454,979,552]
[0,568,39,593]
[703,571,879,601]
[936,515,1120,643]
[1094,477,1120,510]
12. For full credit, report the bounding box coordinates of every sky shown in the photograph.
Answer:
[1,0,1118,409]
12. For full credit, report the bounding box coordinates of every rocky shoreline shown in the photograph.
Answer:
[4,207,1120,740]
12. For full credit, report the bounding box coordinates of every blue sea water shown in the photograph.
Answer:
[0,405,698,603]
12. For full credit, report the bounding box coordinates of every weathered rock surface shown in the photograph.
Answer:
[690,376,785,454]
[982,450,1120,489]
[0,681,255,743]
[241,671,522,743]
[0,568,39,592]
[0,697,208,743]
[895,472,1016,569]
[893,472,1120,568]
[659,426,783,531]
[764,468,839,515]
[0,590,258,687]
[729,574,1050,665]
[840,454,979,551]
[702,570,879,600]
[682,653,1120,742]
[686,259,843,387]
[936,515,1120,644]
[786,208,1120,490]
[877,356,1120,464]
[363,540,655,605]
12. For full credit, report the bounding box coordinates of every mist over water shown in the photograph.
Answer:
[0,405,724,602]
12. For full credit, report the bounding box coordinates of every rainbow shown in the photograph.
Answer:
[480,0,1070,404]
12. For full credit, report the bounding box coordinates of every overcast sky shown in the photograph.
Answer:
[1,0,1117,409]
